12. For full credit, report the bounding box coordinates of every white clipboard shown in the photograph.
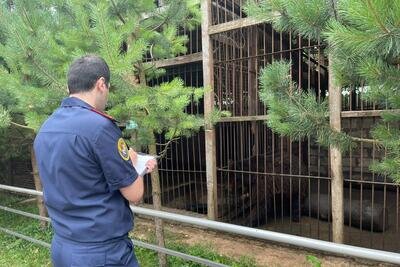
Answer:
[134,153,156,176]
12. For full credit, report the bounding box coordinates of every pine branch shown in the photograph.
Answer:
[157,129,179,158]
[21,6,35,34]
[350,136,382,145]
[156,137,179,146]
[28,55,64,89]
[8,14,63,89]
[329,0,338,20]
[137,62,147,86]
[365,0,390,34]
[284,87,310,114]
[157,138,179,158]
[110,0,126,24]
[149,44,154,59]
[10,121,34,131]
[148,14,169,32]
[93,4,117,67]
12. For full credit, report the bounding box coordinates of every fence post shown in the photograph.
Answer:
[30,145,48,229]
[201,0,218,220]
[328,54,344,243]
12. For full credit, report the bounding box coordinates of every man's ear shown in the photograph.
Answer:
[95,77,107,93]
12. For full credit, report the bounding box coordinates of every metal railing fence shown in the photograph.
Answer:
[1,184,400,265]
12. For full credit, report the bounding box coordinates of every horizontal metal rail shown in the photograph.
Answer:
[0,227,226,267]
[1,184,400,264]
[131,240,228,267]
[0,184,40,196]
[0,205,51,222]
[130,206,400,264]
[0,185,226,267]
[0,227,51,248]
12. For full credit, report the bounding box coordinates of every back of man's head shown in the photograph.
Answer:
[67,55,110,94]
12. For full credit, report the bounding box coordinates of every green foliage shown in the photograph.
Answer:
[165,242,256,267]
[326,0,400,181]
[0,193,52,266]
[0,88,33,171]
[206,109,231,126]
[259,61,354,151]
[0,0,205,155]
[109,78,205,148]
[306,255,322,267]
[245,0,332,40]
[0,106,11,128]
[0,125,33,179]
[328,0,400,59]
[247,0,400,182]
[370,121,400,181]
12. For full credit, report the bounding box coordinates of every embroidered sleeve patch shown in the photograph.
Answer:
[117,138,130,161]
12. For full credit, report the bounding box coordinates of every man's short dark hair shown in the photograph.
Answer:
[67,55,110,94]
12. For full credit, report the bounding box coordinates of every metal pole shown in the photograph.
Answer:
[131,239,228,267]
[0,227,51,248]
[130,206,400,264]
[0,184,42,196]
[1,184,400,264]
[0,205,50,222]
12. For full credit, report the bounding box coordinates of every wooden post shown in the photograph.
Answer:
[148,142,167,267]
[137,64,167,266]
[30,145,48,229]
[328,54,344,243]
[201,0,218,220]
[248,27,258,157]
[247,27,257,117]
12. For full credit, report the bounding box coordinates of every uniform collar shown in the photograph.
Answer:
[60,96,119,123]
[60,97,93,109]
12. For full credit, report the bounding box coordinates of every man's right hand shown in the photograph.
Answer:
[129,148,157,175]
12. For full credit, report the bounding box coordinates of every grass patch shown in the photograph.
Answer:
[0,193,256,266]
[0,193,52,267]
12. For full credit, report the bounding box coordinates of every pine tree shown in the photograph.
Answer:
[326,0,400,182]
[245,0,400,243]
[0,0,204,264]
[246,0,400,180]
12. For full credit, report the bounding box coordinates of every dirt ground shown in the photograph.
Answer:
[131,216,395,267]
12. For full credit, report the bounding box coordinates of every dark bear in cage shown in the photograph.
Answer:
[217,154,309,227]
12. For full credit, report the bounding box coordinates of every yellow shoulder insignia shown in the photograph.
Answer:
[117,138,130,161]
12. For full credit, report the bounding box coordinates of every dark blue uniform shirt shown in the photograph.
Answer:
[34,97,138,243]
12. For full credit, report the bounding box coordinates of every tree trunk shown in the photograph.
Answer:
[328,54,344,244]
[30,145,48,229]
[148,142,167,267]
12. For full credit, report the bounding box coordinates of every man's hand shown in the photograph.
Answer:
[145,159,157,174]
[129,148,157,174]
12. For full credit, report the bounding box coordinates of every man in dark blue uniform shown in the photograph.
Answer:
[34,55,156,266]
